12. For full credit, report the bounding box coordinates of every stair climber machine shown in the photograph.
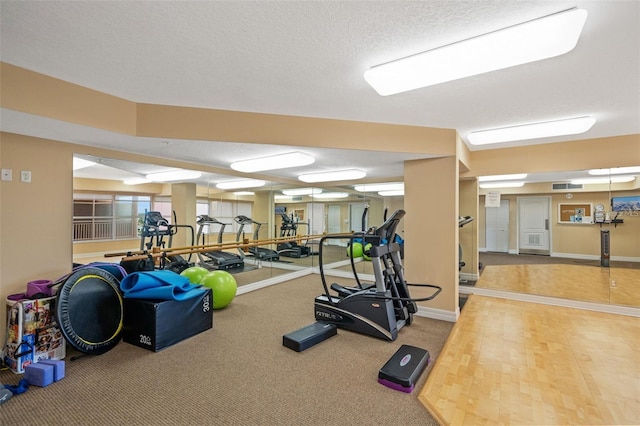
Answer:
[234,215,280,262]
[313,209,442,341]
[120,210,195,274]
[196,215,244,271]
[277,213,311,258]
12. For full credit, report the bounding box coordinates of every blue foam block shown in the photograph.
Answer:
[37,359,65,381]
[24,363,54,387]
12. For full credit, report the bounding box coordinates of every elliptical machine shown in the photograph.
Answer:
[314,210,441,341]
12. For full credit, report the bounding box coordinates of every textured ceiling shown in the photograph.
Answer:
[0,0,638,186]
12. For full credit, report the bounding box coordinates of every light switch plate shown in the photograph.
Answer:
[21,170,32,183]
[1,168,12,181]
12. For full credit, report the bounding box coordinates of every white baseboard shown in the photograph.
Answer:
[237,268,314,295]
[415,305,459,322]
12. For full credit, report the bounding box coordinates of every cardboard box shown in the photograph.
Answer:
[122,288,213,352]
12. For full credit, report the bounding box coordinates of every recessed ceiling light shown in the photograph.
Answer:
[479,182,525,189]
[364,8,588,95]
[311,192,349,199]
[145,170,202,182]
[282,188,322,196]
[298,169,366,183]
[73,157,96,170]
[123,177,152,185]
[216,179,266,190]
[234,191,255,196]
[468,116,595,145]
[378,190,405,196]
[478,174,528,182]
[571,176,635,185]
[230,152,315,173]
[588,166,640,176]
[353,182,403,192]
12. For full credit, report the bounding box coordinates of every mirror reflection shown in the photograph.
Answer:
[72,155,638,308]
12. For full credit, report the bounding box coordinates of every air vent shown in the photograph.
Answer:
[552,182,583,190]
[292,196,303,201]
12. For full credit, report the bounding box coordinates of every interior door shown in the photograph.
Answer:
[485,199,509,252]
[518,196,551,255]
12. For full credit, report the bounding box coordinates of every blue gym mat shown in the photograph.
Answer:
[119,270,206,301]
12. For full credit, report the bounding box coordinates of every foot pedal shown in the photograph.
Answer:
[378,344,430,393]
[283,322,337,352]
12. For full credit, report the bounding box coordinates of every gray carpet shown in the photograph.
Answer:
[1,276,452,425]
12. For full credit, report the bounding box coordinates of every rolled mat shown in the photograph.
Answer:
[119,270,206,301]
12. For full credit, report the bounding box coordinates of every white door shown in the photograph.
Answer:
[327,205,341,234]
[518,196,551,255]
[349,203,367,232]
[307,202,325,235]
[486,199,509,252]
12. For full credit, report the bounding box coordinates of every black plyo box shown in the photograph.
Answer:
[283,322,337,352]
[378,344,430,392]
[122,288,213,352]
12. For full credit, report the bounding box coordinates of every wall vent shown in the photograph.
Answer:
[552,182,583,190]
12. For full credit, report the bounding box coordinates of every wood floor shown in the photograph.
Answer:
[418,295,640,425]
[477,264,640,307]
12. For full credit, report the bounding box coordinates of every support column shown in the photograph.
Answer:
[404,156,459,320]
[171,183,197,248]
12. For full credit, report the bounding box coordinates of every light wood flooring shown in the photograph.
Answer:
[418,295,640,425]
[477,264,640,307]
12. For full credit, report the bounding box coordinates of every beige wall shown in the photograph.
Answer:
[1,62,639,326]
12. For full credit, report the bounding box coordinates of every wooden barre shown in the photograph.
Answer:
[111,234,329,262]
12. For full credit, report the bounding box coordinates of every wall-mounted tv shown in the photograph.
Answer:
[611,196,640,212]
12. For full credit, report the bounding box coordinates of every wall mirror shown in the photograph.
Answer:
[474,168,639,308]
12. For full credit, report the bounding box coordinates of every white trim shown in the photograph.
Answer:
[415,305,459,322]
[460,272,479,282]
[459,286,640,317]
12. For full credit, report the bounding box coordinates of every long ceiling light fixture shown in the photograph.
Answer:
[298,169,366,183]
[282,188,322,196]
[571,176,635,185]
[353,182,404,192]
[230,152,315,173]
[378,190,405,197]
[588,166,640,176]
[145,170,202,182]
[479,181,525,189]
[478,174,527,182]
[468,116,596,145]
[311,192,350,199]
[364,8,588,95]
[216,179,266,190]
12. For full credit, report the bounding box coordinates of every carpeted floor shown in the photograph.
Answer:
[0,276,453,425]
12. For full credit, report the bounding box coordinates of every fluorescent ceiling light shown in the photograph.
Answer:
[298,169,366,183]
[378,190,405,196]
[282,188,322,196]
[73,157,96,170]
[478,174,527,182]
[230,152,315,173]
[571,176,635,185]
[364,8,587,95]
[123,177,152,185]
[274,195,292,200]
[234,191,255,196]
[479,181,525,189]
[216,179,265,190]
[354,182,404,192]
[311,192,349,199]
[146,170,202,182]
[468,116,595,145]
[588,166,640,176]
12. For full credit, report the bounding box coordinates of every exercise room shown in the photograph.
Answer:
[1,2,638,425]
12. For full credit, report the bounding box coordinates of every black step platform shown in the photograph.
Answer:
[378,344,430,393]
[283,322,337,352]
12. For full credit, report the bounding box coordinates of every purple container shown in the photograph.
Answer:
[27,280,52,298]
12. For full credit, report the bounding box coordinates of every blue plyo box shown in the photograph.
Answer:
[24,363,54,387]
[37,359,65,381]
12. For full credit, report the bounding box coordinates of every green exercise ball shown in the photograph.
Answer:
[200,270,237,309]
[346,242,364,258]
[363,243,373,261]
[180,266,209,284]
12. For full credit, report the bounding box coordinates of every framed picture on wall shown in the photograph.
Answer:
[558,203,593,223]
[611,196,640,212]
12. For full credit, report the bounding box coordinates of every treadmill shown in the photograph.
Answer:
[196,215,244,270]
[277,213,311,258]
[234,215,280,261]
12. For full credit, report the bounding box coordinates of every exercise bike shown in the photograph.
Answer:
[314,210,441,341]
